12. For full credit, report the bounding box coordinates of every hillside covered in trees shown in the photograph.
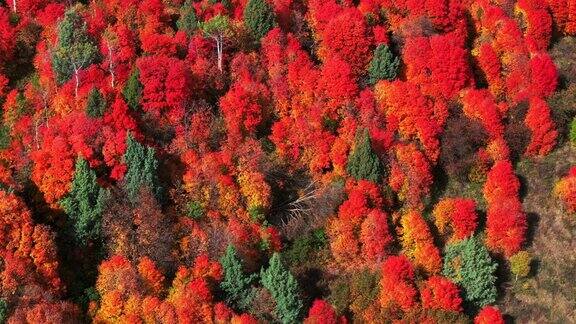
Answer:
[0,0,575,322]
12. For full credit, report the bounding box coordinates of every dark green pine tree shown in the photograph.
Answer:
[243,0,276,41]
[177,0,198,36]
[368,44,400,85]
[0,298,7,324]
[346,129,383,182]
[52,5,99,97]
[220,245,257,311]
[261,253,303,324]
[122,68,142,111]
[86,88,106,118]
[123,133,161,202]
[442,236,498,310]
[60,157,106,246]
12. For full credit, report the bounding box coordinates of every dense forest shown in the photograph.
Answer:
[0,0,575,322]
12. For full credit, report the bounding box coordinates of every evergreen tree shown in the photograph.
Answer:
[368,44,400,85]
[261,253,303,324]
[569,116,576,144]
[243,0,276,41]
[346,129,383,182]
[220,245,257,311]
[442,236,498,310]
[123,133,161,202]
[122,68,142,111]
[177,0,197,36]
[52,5,99,97]
[60,157,105,246]
[86,88,106,118]
[0,298,7,324]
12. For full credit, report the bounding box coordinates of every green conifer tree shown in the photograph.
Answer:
[123,133,161,202]
[60,157,106,246]
[346,129,383,182]
[368,44,400,85]
[442,236,498,309]
[220,245,257,311]
[0,298,7,324]
[86,88,106,118]
[177,0,197,36]
[122,68,143,111]
[261,253,303,324]
[243,0,276,41]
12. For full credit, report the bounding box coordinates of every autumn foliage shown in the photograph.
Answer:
[554,166,576,213]
[0,0,569,322]
[483,161,527,257]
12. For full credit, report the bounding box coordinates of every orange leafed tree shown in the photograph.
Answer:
[432,198,478,242]
[554,166,576,213]
[399,210,442,274]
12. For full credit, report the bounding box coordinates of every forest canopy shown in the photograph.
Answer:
[0,0,575,323]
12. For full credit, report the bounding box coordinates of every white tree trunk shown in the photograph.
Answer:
[12,0,16,12]
[74,68,80,99]
[107,42,115,89]
[214,35,223,72]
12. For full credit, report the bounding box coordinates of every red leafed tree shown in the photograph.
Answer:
[516,0,552,51]
[219,74,271,144]
[546,0,576,35]
[375,81,441,162]
[529,53,558,98]
[403,32,471,99]
[101,97,140,181]
[318,7,373,76]
[0,7,16,68]
[419,275,463,312]
[524,97,557,157]
[425,0,466,32]
[483,160,521,205]
[307,0,343,40]
[30,135,75,205]
[0,191,63,294]
[101,23,138,89]
[390,143,434,208]
[329,180,391,267]
[140,31,186,57]
[474,43,505,97]
[483,160,527,257]
[461,89,504,139]
[137,257,165,297]
[360,210,393,263]
[474,306,505,324]
[137,55,192,124]
[31,113,100,205]
[379,255,418,312]
[260,28,291,117]
[8,299,81,324]
[304,300,341,324]
[432,198,478,242]
[0,191,77,323]
[186,34,225,95]
[318,55,358,118]
[167,258,222,323]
